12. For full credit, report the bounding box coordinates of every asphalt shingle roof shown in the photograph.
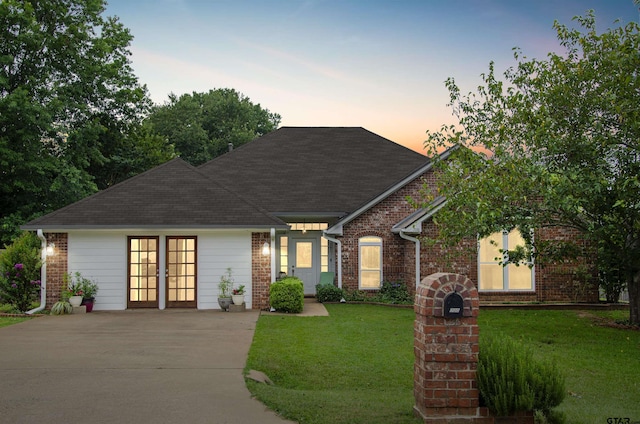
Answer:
[23,158,286,229]
[198,127,428,216]
[24,127,429,229]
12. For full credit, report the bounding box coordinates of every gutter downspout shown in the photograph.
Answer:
[27,229,47,314]
[270,228,276,283]
[399,230,421,290]
[322,232,342,289]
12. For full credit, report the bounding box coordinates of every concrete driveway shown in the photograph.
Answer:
[0,310,294,424]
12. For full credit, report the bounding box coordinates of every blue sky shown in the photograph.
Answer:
[104,0,639,153]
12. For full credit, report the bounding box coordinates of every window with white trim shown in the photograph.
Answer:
[359,236,382,289]
[478,229,534,291]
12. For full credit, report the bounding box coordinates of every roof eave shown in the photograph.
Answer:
[20,224,290,232]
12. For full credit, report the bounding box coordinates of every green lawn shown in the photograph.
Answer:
[0,316,31,328]
[246,304,640,424]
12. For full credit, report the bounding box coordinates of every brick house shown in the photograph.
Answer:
[23,127,597,310]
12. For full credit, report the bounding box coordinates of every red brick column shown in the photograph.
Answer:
[414,273,489,424]
[251,232,271,310]
[44,233,68,308]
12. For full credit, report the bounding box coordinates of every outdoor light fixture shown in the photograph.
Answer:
[46,243,55,256]
[262,241,270,256]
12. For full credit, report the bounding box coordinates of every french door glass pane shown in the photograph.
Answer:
[166,237,197,306]
[128,237,159,307]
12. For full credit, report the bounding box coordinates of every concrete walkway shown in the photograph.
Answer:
[0,310,297,424]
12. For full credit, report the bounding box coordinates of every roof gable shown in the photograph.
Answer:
[23,158,286,230]
[198,127,428,216]
[326,145,458,235]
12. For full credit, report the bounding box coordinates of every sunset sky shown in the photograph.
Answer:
[105,0,639,153]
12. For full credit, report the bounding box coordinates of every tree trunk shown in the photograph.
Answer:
[628,270,640,325]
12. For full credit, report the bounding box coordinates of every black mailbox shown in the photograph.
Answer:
[444,292,464,318]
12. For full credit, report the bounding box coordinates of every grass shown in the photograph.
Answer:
[0,316,31,328]
[247,304,420,424]
[0,303,36,327]
[480,309,640,423]
[246,304,640,424]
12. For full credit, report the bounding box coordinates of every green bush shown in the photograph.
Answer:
[0,232,42,312]
[343,288,367,301]
[270,277,304,313]
[373,281,413,304]
[316,283,343,303]
[478,334,565,421]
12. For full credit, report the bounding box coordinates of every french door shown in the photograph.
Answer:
[128,236,197,309]
[166,236,197,308]
[128,237,159,308]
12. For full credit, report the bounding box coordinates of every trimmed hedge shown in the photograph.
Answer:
[270,277,304,313]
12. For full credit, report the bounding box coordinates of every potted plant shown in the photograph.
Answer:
[79,275,98,312]
[63,273,84,307]
[232,284,245,305]
[218,268,233,311]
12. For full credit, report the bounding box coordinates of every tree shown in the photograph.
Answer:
[423,11,640,324]
[147,89,281,166]
[0,0,171,244]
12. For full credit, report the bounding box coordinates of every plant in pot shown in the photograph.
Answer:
[232,284,245,305]
[63,273,84,307]
[78,274,98,312]
[218,268,233,311]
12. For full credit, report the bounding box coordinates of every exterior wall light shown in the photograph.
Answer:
[262,241,270,256]
[46,243,55,256]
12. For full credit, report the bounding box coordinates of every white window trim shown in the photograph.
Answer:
[359,236,383,290]
[477,230,535,292]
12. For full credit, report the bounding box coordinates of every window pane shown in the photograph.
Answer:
[361,245,381,270]
[479,264,504,290]
[359,237,382,289]
[361,236,381,244]
[186,289,195,301]
[508,229,526,250]
[361,271,381,288]
[296,242,313,268]
[508,264,533,290]
[479,232,503,263]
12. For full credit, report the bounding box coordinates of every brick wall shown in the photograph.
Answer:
[341,176,432,292]
[44,233,68,307]
[251,232,271,310]
[338,169,598,303]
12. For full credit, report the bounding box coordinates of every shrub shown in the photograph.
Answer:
[373,281,413,304]
[478,334,565,421]
[0,232,42,313]
[51,301,73,315]
[270,277,304,313]
[343,288,367,302]
[316,283,343,303]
